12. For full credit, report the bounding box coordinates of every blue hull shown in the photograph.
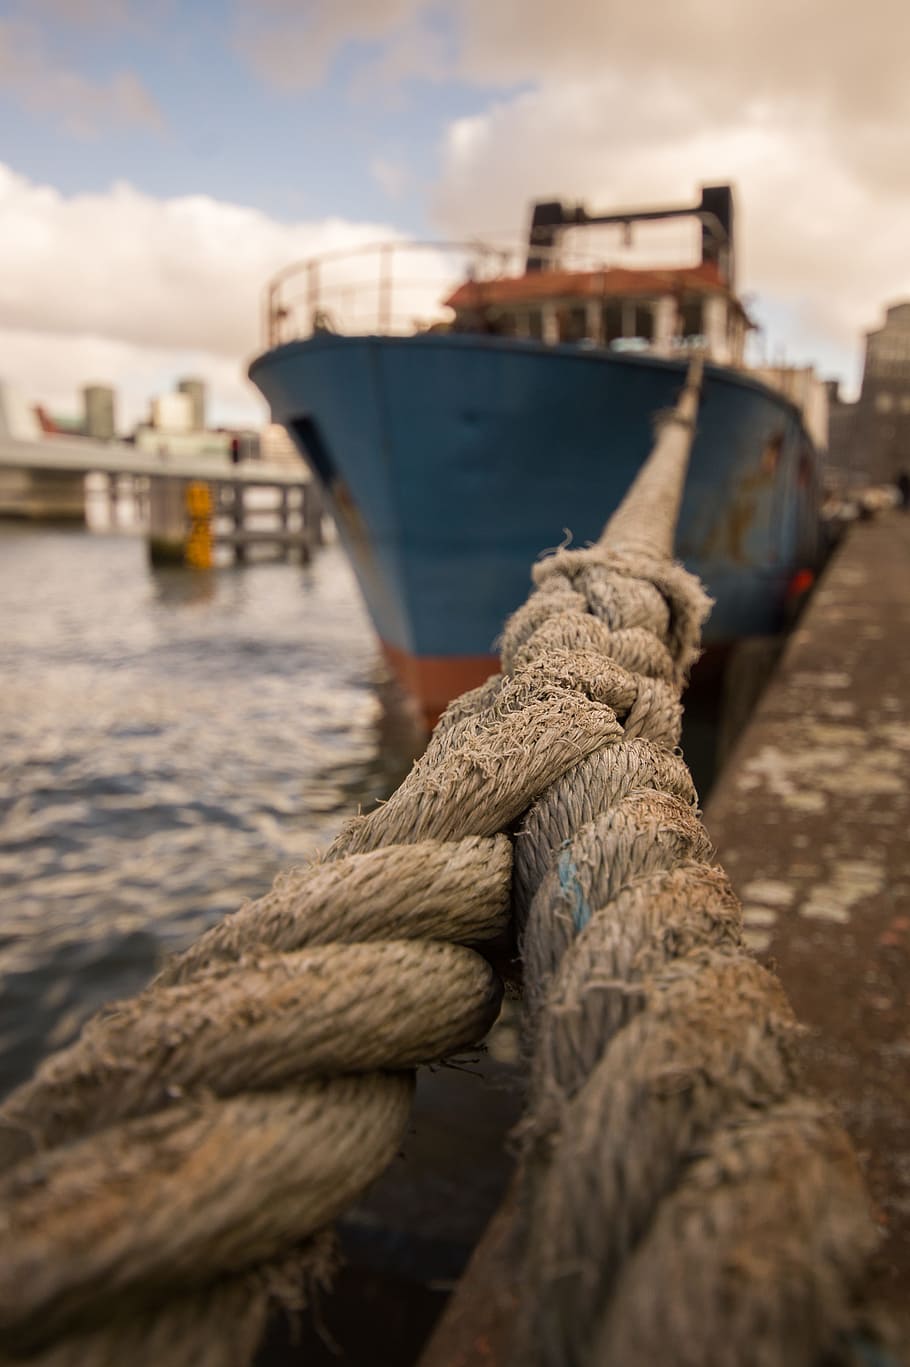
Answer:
[249,335,821,713]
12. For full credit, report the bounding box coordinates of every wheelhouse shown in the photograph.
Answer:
[444,262,751,366]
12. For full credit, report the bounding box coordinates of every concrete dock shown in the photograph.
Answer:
[706,510,910,1343]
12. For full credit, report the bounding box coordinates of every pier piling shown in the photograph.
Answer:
[147,475,190,566]
[147,473,319,567]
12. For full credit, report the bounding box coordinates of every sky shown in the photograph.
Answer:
[1,0,909,430]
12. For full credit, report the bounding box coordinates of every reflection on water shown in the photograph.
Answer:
[0,523,421,1097]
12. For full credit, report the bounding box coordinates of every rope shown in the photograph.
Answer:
[0,356,880,1364]
[0,837,511,1363]
[497,357,878,1365]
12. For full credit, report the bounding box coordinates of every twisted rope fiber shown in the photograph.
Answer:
[0,661,664,1361]
[0,358,877,1364]
[497,364,877,1365]
[0,836,514,1364]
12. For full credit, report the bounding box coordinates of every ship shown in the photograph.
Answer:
[249,185,826,726]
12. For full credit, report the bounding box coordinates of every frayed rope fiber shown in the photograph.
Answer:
[0,357,880,1365]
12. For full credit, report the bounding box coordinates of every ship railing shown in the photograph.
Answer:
[262,238,670,348]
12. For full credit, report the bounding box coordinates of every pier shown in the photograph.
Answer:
[144,471,322,566]
[705,510,910,1342]
[0,428,322,566]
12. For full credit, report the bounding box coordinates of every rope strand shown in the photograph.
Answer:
[0,356,881,1364]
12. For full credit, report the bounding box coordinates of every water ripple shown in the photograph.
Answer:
[0,525,420,1097]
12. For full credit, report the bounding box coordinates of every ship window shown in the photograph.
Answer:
[632,304,654,341]
[527,308,544,340]
[680,300,704,339]
[559,306,588,343]
[603,302,624,344]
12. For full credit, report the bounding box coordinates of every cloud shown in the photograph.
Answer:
[5,0,907,401]
[233,0,430,93]
[451,0,910,134]
[424,0,910,385]
[0,165,406,429]
[0,19,164,136]
[1,328,266,432]
[348,19,448,103]
[434,89,910,381]
[232,0,910,147]
[224,0,910,381]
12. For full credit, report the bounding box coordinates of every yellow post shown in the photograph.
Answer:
[184,481,213,569]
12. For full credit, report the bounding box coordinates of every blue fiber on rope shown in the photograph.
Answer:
[557,847,590,933]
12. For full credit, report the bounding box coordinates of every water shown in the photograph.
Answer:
[0,519,418,1099]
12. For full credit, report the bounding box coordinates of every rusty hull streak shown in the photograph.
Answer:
[694,435,781,566]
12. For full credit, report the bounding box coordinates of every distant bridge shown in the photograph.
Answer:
[0,431,322,567]
[0,375,321,564]
[0,431,309,487]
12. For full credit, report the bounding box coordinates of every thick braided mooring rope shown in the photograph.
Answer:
[0,837,512,1364]
[499,361,877,1366]
[0,358,878,1365]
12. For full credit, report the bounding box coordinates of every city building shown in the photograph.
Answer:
[134,382,230,460]
[825,380,861,488]
[177,377,206,430]
[853,302,910,483]
[82,385,116,441]
[151,392,195,434]
[0,381,42,441]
